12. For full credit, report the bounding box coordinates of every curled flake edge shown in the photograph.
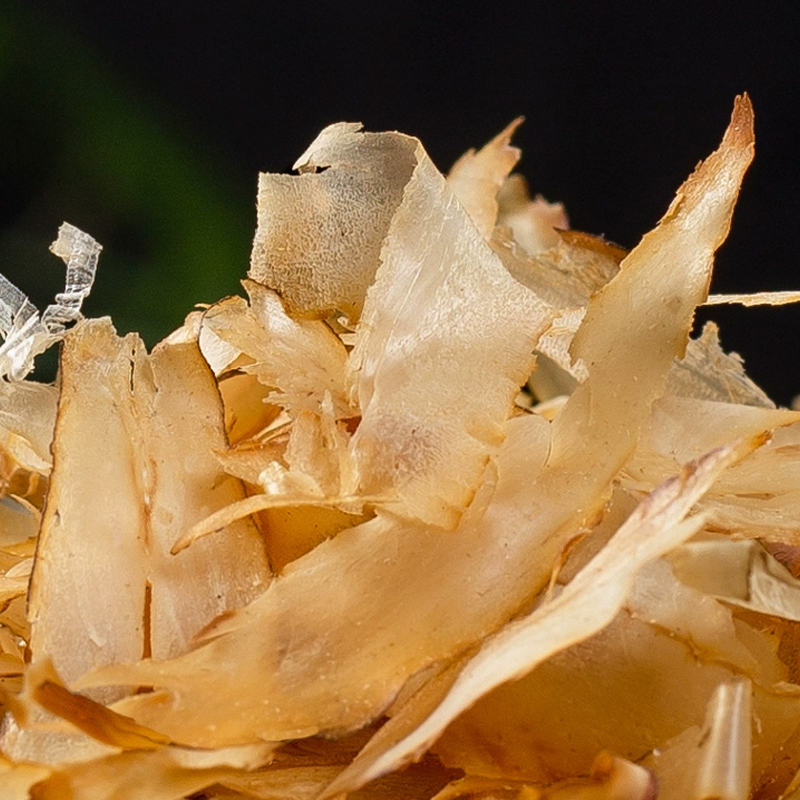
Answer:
[0,223,101,381]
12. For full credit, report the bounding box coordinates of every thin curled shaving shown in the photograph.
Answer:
[0,223,100,380]
[42,224,102,332]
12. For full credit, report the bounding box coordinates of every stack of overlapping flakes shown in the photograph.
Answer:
[2,94,800,800]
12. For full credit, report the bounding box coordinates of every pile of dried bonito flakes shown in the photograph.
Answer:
[2,95,800,800]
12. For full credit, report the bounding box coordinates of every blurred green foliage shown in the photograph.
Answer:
[0,2,253,374]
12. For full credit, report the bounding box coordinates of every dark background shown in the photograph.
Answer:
[2,1,799,403]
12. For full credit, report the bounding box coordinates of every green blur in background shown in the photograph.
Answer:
[0,2,252,378]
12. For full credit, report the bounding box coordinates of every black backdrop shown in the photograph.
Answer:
[2,1,799,403]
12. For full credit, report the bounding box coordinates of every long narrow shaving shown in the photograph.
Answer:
[705,291,800,306]
[325,438,761,796]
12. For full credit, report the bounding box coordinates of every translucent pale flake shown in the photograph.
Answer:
[0,223,100,380]
[250,123,417,322]
[347,140,553,527]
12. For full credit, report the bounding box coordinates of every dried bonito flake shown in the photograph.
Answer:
[2,94,800,800]
[250,123,418,322]
[25,318,271,696]
[446,117,524,240]
[347,133,554,527]
[0,223,99,381]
